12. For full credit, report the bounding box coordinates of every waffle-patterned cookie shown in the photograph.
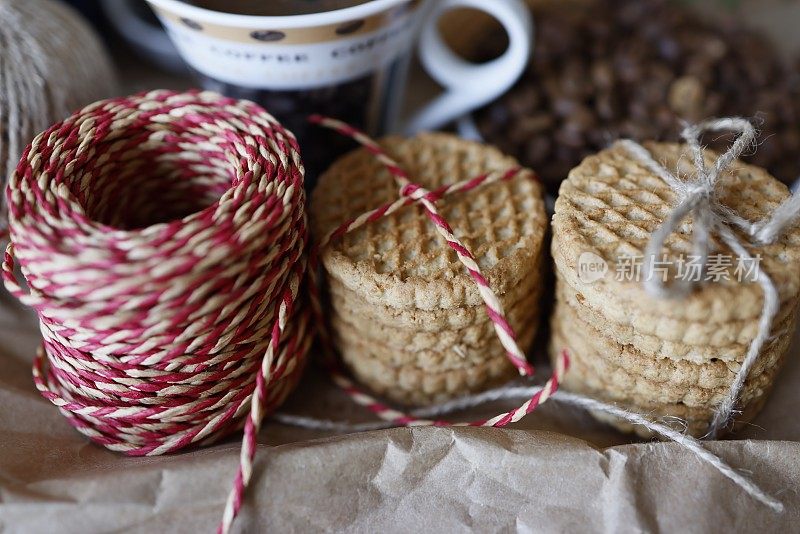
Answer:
[326,272,540,332]
[334,317,538,372]
[550,141,800,437]
[339,327,537,406]
[549,321,784,437]
[555,275,798,362]
[313,133,548,405]
[312,133,548,310]
[332,291,540,355]
[553,142,800,326]
[551,300,790,396]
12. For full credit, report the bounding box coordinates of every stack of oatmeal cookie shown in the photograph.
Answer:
[312,133,548,405]
[550,141,800,437]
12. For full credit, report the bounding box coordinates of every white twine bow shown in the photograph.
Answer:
[618,118,800,439]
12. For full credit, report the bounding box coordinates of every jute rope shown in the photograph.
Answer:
[2,90,311,533]
[0,0,117,195]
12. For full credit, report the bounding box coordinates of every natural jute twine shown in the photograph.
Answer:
[3,90,311,533]
[0,0,117,196]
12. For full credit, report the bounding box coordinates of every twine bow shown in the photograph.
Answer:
[618,118,800,438]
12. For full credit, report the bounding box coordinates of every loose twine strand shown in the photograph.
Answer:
[275,385,782,512]
[618,118,800,439]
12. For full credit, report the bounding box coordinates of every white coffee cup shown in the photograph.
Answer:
[146,0,532,136]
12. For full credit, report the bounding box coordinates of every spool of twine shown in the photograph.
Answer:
[0,0,117,188]
[3,90,311,532]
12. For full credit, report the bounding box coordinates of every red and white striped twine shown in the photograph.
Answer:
[307,115,568,428]
[3,90,311,533]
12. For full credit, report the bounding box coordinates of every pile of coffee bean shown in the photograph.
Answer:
[475,0,800,191]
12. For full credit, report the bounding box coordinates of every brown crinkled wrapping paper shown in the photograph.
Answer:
[1,295,799,532]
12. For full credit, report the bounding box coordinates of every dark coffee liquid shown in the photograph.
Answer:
[199,54,410,188]
[190,0,373,16]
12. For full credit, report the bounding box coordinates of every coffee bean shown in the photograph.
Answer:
[591,62,614,90]
[556,123,584,148]
[668,76,705,118]
[595,93,619,121]
[507,91,538,116]
[518,114,555,135]
[553,97,578,118]
[525,137,551,165]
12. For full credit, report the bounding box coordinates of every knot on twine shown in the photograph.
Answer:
[3,90,311,534]
[307,115,569,427]
[617,117,800,438]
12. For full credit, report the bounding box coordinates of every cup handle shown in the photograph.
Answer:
[403,0,533,135]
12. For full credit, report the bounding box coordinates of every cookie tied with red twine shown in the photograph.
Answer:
[307,117,568,427]
[3,90,311,532]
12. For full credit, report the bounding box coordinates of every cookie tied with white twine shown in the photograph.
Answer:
[551,118,800,439]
